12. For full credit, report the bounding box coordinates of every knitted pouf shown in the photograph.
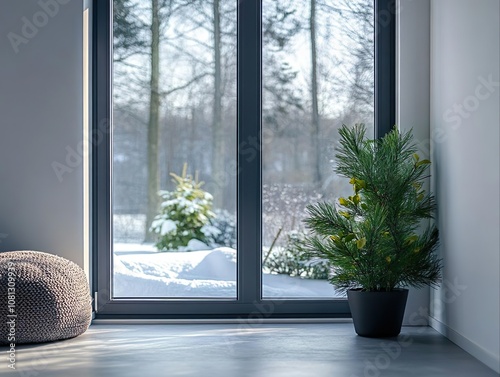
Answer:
[0,251,92,344]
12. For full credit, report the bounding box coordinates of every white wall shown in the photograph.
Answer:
[0,1,85,269]
[397,0,432,326]
[430,0,500,373]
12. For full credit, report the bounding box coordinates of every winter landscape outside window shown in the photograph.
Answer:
[111,0,374,300]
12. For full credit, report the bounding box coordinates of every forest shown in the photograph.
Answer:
[111,0,375,247]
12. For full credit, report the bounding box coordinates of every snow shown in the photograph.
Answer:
[160,219,177,235]
[180,239,210,251]
[201,224,221,238]
[113,243,344,298]
[159,196,211,215]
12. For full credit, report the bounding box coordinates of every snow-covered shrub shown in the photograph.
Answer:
[151,165,215,251]
[206,209,237,248]
[264,230,329,279]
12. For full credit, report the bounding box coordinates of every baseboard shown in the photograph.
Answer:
[429,316,500,374]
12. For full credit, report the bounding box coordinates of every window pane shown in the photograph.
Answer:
[112,0,237,298]
[262,0,375,298]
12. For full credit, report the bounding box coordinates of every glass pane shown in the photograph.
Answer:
[112,0,237,298]
[262,0,375,298]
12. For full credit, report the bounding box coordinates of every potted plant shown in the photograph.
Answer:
[304,124,442,337]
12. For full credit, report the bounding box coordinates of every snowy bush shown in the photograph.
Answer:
[207,209,237,248]
[264,230,329,279]
[151,164,215,251]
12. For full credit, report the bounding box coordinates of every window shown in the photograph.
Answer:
[92,0,395,318]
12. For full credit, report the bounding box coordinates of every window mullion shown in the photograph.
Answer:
[237,0,262,303]
[375,0,396,138]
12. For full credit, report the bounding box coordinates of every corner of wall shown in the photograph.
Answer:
[396,0,432,326]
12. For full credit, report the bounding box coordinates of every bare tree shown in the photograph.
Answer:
[211,0,224,208]
[309,0,321,185]
[144,0,162,241]
[337,0,375,119]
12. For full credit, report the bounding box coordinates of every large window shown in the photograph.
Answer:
[93,0,395,318]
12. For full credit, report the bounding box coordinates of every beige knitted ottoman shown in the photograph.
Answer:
[0,251,92,344]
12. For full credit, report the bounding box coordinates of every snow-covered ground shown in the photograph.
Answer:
[113,243,344,298]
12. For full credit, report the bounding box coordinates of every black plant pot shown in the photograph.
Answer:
[347,288,409,338]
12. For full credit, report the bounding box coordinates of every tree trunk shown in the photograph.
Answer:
[211,0,224,208]
[190,106,197,172]
[145,0,161,241]
[310,0,321,185]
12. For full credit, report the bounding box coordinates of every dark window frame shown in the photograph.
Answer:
[92,0,395,319]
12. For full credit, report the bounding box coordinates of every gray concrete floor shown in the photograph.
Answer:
[1,323,498,377]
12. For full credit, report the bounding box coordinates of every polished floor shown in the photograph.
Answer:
[1,323,498,377]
